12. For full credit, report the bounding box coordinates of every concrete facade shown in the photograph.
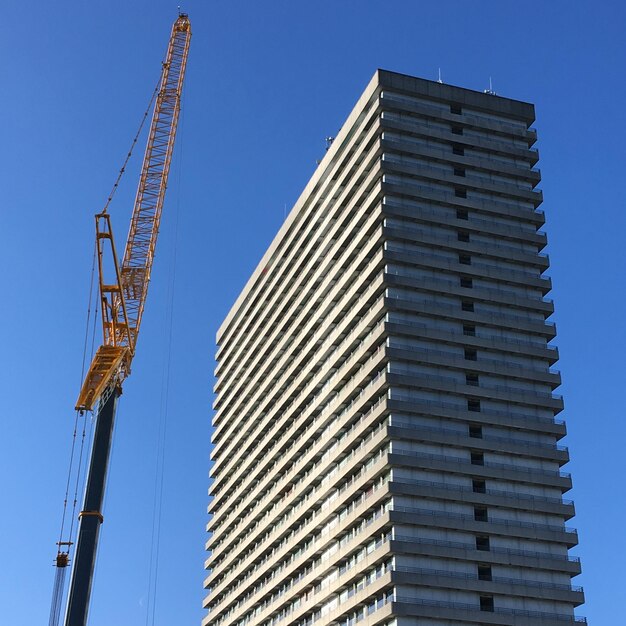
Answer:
[203,70,585,626]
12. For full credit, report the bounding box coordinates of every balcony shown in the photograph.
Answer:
[391,596,585,624]
[392,565,583,604]
[389,478,574,517]
[382,195,547,246]
[386,397,565,431]
[384,318,560,365]
[391,535,582,574]
[388,448,572,489]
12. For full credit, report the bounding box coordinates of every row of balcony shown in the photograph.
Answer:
[380,100,538,165]
[382,195,546,247]
[392,596,585,624]
[384,318,559,365]
[379,89,536,137]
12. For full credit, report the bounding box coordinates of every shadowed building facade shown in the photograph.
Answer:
[203,70,585,626]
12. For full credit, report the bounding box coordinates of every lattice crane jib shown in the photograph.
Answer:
[75,14,191,412]
[52,13,191,626]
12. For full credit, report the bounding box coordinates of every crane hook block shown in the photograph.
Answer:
[55,552,70,568]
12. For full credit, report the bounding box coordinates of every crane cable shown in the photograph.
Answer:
[145,94,186,626]
[49,242,98,626]
[102,77,161,216]
[49,73,163,626]
[70,242,101,542]
[55,241,96,550]
[55,72,162,554]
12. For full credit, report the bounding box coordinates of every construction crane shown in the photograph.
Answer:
[49,14,191,626]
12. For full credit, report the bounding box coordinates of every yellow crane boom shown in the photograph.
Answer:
[76,13,191,412]
[49,14,191,626]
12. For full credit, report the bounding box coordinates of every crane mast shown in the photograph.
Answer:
[54,14,191,626]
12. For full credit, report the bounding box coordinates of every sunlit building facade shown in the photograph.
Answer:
[203,70,585,626]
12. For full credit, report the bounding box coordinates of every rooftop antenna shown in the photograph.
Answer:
[437,68,443,84]
[484,76,497,96]
[317,135,337,165]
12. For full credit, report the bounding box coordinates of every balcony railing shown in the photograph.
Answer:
[389,504,576,534]
[385,263,554,306]
[391,477,573,506]
[379,137,540,177]
[387,397,565,427]
[393,596,586,623]
[388,367,561,400]
[389,447,571,479]
[385,292,555,330]
[383,195,545,237]
[384,316,558,354]
[393,534,580,562]
[393,564,583,592]
[388,417,567,451]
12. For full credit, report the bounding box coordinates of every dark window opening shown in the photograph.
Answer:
[471,452,484,466]
[474,506,488,522]
[465,373,478,387]
[469,421,482,435]
[463,324,476,336]
[462,301,474,312]
[456,208,469,220]
[452,125,463,135]
[480,596,494,612]
[451,104,462,115]
[453,143,465,156]
[454,167,466,177]
[473,479,486,494]
[476,535,490,551]
[468,399,481,412]
[459,254,471,265]
[465,348,477,360]
[455,188,467,198]
[460,277,473,288]
[458,231,470,242]
[478,565,492,581]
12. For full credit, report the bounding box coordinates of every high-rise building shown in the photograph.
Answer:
[203,70,585,626]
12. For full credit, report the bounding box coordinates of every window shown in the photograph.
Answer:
[450,104,462,115]
[466,373,479,386]
[457,231,470,242]
[478,564,492,581]
[474,506,488,522]
[462,301,474,312]
[460,277,473,288]
[451,125,463,135]
[463,324,476,336]
[480,596,494,612]
[476,535,490,551]
[452,143,465,156]
[456,208,468,220]
[465,348,477,360]
[468,421,482,435]
[459,254,471,265]
[471,452,484,466]
[454,167,466,177]
[473,479,486,494]
[468,399,481,412]
[455,188,467,198]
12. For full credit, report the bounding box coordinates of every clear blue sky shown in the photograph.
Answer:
[1,1,623,624]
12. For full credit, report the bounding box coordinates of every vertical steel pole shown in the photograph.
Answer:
[64,388,120,626]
